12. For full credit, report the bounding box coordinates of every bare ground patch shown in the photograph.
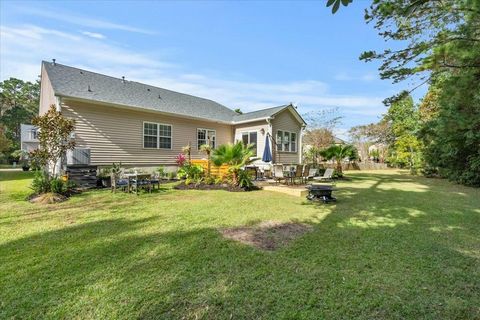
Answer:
[220,221,313,251]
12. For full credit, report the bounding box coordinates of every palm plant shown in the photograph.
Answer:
[211,141,255,186]
[320,144,357,175]
[199,144,212,177]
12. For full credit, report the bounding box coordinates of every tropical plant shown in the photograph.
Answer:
[177,164,203,180]
[211,141,256,186]
[30,105,75,177]
[50,178,66,194]
[237,169,254,190]
[199,144,212,177]
[320,144,357,175]
[175,153,187,167]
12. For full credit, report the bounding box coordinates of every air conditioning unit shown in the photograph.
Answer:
[67,148,91,165]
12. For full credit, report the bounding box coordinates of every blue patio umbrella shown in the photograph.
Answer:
[262,135,273,162]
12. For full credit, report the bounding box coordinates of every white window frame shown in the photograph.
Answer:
[241,131,258,156]
[197,128,216,150]
[143,121,172,150]
[276,130,297,153]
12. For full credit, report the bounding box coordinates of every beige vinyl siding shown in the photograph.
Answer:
[271,109,302,164]
[233,120,269,164]
[39,64,56,115]
[62,100,232,166]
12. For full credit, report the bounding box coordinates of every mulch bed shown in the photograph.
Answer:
[220,220,313,251]
[174,182,247,192]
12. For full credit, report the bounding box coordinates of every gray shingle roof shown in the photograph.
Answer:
[43,61,238,123]
[232,105,289,122]
[43,61,305,125]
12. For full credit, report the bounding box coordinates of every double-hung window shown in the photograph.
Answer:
[143,122,172,149]
[276,130,297,152]
[241,131,258,156]
[197,128,216,149]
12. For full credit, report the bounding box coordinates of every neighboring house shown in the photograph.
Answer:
[20,124,39,152]
[39,61,306,169]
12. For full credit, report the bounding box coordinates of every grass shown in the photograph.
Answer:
[0,170,479,319]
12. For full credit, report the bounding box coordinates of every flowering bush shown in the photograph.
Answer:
[175,153,187,166]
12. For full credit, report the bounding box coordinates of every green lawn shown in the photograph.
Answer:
[1,170,479,319]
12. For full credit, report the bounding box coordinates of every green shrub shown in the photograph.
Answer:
[204,176,215,185]
[167,171,176,180]
[237,169,254,190]
[31,170,51,194]
[177,164,204,179]
[157,166,166,179]
[50,178,66,194]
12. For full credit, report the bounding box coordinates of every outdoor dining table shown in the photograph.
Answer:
[124,173,153,194]
[283,166,296,185]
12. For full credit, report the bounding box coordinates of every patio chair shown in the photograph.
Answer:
[313,168,334,182]
[273,164,287,184]
[302,164,311,184]
[294,164,304,184]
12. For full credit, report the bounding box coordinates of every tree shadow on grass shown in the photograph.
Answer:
[1,172,479,319]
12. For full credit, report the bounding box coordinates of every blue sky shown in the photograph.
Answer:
[0,1,414,138]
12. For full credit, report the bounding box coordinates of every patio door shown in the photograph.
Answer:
[241,131,257,156]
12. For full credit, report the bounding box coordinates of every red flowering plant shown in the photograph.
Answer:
[175,153,187,167]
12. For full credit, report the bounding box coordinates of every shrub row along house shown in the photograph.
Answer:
[31,60,306,173]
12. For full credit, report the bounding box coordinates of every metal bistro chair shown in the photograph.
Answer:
[302,164,311,184]
[273,164,287,184]
[294,164,304,184]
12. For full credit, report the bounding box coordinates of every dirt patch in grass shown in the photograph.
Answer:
[174,182,255,192]
[220,220,313,251]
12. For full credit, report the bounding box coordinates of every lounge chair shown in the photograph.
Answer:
[313,168,334,182]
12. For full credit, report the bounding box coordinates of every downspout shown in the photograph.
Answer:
[54,96,63,176]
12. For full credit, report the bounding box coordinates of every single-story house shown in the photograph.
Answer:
[38,60,306,169]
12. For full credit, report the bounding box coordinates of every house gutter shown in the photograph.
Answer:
[57,95,235,125]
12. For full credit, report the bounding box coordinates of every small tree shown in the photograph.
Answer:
[199,144,212,177]
[182,144,192,164]
[30,105,75,178]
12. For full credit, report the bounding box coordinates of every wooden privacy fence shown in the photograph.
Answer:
[190,159,231,177]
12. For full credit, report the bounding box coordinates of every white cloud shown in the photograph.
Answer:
[334,72,378,82]
[14,6,155,35]
[81,31,106,39]
[0,23,385,126]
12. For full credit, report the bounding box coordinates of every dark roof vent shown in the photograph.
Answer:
[52,59,56,65]
[122,76,125,83]
[80,71,83,74]
[158,94,161,99]
[88,85,92,92]
[147,88,151,91]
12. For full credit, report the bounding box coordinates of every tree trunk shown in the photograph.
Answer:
[336,159,343,174]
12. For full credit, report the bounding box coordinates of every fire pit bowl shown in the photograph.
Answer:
[306,184,337,203]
